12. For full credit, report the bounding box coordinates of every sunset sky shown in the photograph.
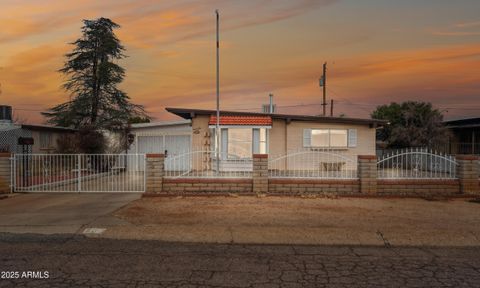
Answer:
[1,0,479,124]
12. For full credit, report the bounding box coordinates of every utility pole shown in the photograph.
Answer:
[330,99,334,117]
[215,9,220,175]
[320,62,327,116]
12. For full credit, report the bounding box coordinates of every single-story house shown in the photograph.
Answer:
[0,105,77,153]
[444,117,480,154]
[165,107,385,158]
[0,123,76,154]
[125,107,385,174]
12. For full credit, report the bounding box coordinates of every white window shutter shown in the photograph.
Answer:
[252,128,260,154]
[348,129,357,147]
[303,129,311,147]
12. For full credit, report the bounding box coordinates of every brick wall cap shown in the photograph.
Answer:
[146,153,165,158]
[358,155,377,160]
[378,179,459,185]
[253,154,268,158]
[163,178,252,184]
[269,178,359,185]
[456,155,479,161]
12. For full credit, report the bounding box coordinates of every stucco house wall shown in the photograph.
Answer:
[285,121,376,156]
[269,119,287,157]
[191,115,377,158]
[190,115,210,149]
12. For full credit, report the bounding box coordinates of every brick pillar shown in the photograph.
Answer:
[146,154,164,194]
[0,153,11,193]
[358,155,377,195]
[253,154,268,194]
[457,155,479,195]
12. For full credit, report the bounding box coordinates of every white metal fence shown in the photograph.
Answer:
[164,150,252,178]
[13,154,145,192]
[377,148,457,179]
[268,149,358,179]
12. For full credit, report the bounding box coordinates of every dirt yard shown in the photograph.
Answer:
[111,196,480,246]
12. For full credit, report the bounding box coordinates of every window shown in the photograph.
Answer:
[330,129,348,147]
[306,129,349,148]
[252,128,268,154]
[311,129,330,147]
[40,132,52,149]
[259,128,267,154]
[227,128,252,158]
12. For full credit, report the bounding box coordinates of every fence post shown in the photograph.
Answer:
[358,155,377,195]
[0,153,12,194]
[77,154,81,192]
[253,154,268,194]
[146,154,164,194]
[457,155,479,195]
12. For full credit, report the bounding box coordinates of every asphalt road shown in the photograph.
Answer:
[1,233,479,288]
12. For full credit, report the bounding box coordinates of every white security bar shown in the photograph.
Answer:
[377,148,457,179]
[164,150,252,178]
[268,148,358,179]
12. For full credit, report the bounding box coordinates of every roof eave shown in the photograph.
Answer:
[166,107,386,127]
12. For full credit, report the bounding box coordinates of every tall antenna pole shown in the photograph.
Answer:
[215,9,220,175]
[322,62,327,116]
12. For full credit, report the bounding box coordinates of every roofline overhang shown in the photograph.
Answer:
[21,124,77,132]
[130,119,191,129]
[166,107,387,127]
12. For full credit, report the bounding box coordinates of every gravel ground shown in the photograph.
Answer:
[110,196,480,246]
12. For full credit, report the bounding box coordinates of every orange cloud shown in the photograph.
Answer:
[431,31,480,36]
[455,20,480,28]
[2,1,479,122]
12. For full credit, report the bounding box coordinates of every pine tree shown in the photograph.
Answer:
[43,18,146,130]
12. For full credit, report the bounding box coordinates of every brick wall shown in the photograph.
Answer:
[457,155,479,195]
[0,153,11,193]
[268,179,359,195]
[144,152,479,197]
[253,154,268,194]
[162,178,252,194]
[358,155,377,195]
[145,154,164,194]
[377,179,460,196]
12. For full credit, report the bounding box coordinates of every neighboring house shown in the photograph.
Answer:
[0,124,76,154]
[444,117,480,154]
[0,105,76,153]
[165,107,385,159]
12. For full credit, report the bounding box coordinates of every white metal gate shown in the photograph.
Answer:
[13,154,145,192]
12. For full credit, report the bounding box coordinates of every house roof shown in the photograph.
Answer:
[208,115,272,126]
[444,117,480,129]
[130,119,191,129]
[166,107,386,127]
[21,124,77,132]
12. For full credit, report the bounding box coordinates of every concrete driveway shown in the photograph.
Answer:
[0,193,140,235]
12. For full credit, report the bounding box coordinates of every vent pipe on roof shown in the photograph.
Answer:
[269,93,273,114]
[262,94,276,114]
